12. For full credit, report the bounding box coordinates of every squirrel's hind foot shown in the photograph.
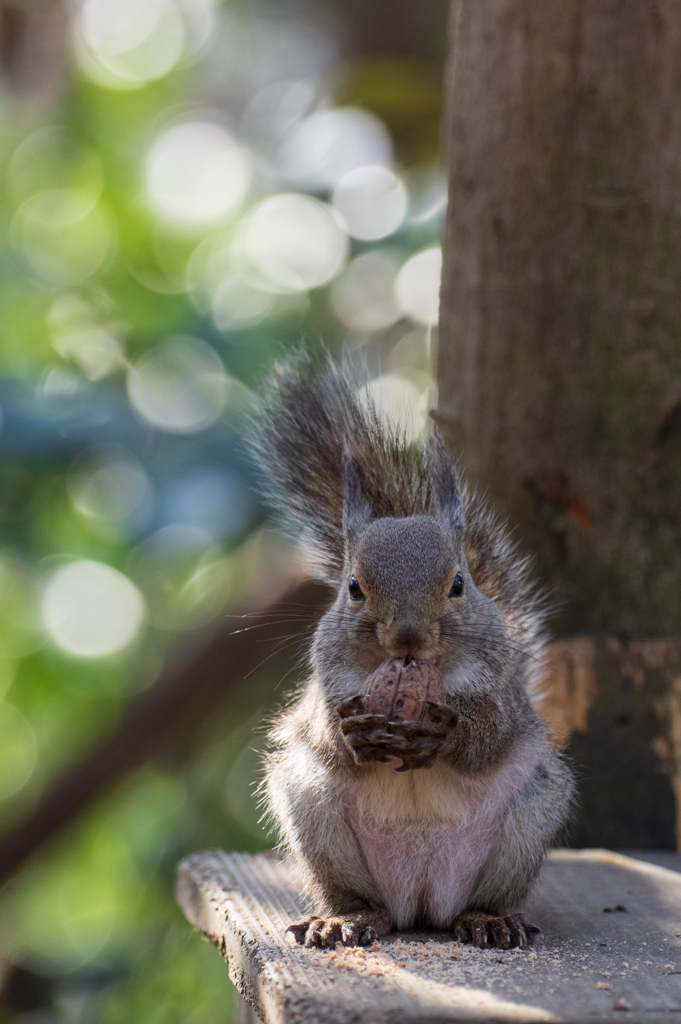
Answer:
[451,912,541,950]
[285,911,389,949]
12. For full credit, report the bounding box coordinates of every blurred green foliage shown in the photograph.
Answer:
[0,1,445,1020]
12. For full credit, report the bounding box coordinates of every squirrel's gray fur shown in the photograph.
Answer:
[250,356,574,950]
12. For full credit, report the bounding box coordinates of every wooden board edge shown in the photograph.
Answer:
[175,858,270,1023]
[548,848,681,884]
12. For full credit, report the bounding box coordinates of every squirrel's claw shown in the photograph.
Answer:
[389,741,445,771]
[339,705,455,770]
[337,694,367,718]
[450,912,540,950]
[422,701,458,729]
[345,730,395,747]
[380,723,451,771]
[388,719,448,738]
[340,712,390,735]
[340,711,397,765]
[286,912,386,948]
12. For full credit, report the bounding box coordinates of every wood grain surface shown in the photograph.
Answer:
[176,848,681,1024]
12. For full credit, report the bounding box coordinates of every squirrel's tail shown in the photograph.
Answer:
[250,355,547,661]
[249,356,450,581]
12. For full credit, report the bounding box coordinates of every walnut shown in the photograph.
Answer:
[360,657,448,724]
[337,657,457,770]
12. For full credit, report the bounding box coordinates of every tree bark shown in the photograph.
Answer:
[437,0,681,847]
[0,0,68,98]
[438,0,681,637]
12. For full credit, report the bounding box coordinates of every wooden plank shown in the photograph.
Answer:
[237,993,263,1024]
[176,849,681,1024]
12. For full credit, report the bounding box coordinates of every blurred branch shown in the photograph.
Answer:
[0,578,329,887]
[336,0,450,62]
[0,0,69,98]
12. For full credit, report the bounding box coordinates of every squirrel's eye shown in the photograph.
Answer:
[348,576,365,601]
[449,572,464,598]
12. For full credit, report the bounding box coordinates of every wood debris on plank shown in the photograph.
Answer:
[176,849,681,1024]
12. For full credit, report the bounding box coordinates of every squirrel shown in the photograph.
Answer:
[250,357,574,951]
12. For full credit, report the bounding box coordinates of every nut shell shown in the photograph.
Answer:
[361,657,447,724]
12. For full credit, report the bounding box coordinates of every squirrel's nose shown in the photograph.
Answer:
[390,624,424,661]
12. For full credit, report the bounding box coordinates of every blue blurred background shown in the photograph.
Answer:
[0,1,448,1019]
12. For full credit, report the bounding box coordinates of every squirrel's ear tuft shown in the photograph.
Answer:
[429,440,465,533]
[342,450,372,541]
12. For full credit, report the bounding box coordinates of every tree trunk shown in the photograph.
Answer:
[437,0,681,847]
[0,0,68,98]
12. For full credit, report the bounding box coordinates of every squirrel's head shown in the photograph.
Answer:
[347,515,466,662]
[312,453,510,690]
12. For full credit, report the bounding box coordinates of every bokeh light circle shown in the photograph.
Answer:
[10,189,114,287]
[359,374,429,443]
[394,246,442,326]
[211,272,276,330]
[234,194,348,293]
[146,122,251,226]
[76,0,185,87]
[332,165,407,241]
[42,560,145,658]
[68,447,154,527]
[52,326,124,380]
[9,127,104,205]
[331,251,401,332]
[278,107,392,190]
[127,337,227,433]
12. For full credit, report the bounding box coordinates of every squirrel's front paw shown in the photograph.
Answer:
[380,714,453,771]
[338,695,456,770]
[337,702,395,765]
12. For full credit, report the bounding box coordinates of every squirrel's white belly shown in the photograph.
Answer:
[348,745,538,929]
[356,817,485,927]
